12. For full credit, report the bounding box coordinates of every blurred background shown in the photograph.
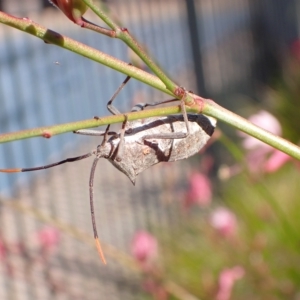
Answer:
[0,0,300,299]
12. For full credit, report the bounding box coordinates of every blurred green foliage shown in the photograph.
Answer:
[158,162,300,300]
[144,49,300,299]
[270,47,300,143]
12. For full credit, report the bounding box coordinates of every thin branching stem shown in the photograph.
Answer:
[0,11,174,97]
[0,105,183,143]
[0,10,300,160]
[81,0,182,96]
[203,100,300,160]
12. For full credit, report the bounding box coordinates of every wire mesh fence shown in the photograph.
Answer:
[0,0,299,299]
[0,1,198,299]
[0,144,191,299]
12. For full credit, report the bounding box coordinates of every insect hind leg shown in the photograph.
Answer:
[141,92,191,141]
[131,91,190,140]
[131,97,179,112]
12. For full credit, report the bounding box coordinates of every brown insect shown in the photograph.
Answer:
[0,77,216,264]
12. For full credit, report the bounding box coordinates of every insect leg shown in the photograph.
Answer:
[115,114,128,161]
[107,75,131,115]
[131,98,179,112]
[142,92,191,140]
[105,75,131,160]
[0,152,93,173]
[75,76,132,149]
[89,155,106,264]
[129,97,188,139]
[74,130,117,137]
[180,91,191,135]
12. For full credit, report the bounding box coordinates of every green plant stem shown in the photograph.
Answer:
[203,100,300,160]
[1,95,300,162]
[1,12,300,160]
[0,105,182,143]
[0,11,174,97]
[81,0,181,95]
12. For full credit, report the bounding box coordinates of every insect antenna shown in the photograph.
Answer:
[0,152,93,173]
[89,155,107,264]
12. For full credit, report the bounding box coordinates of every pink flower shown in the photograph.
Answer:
[0,239,6,260]
[240,110,281,151]
[244,146,271,174]
[143,278,168,300]
[49,0,88,25]
[200,154,215,174]
[216,266,245,300]
[184,172,212,209]
[264,149,291,173]
[290,39,300,61]
[131,231,158,264]
[36,227,61,251]
[210,207,237,238]
[239,110,291,173]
